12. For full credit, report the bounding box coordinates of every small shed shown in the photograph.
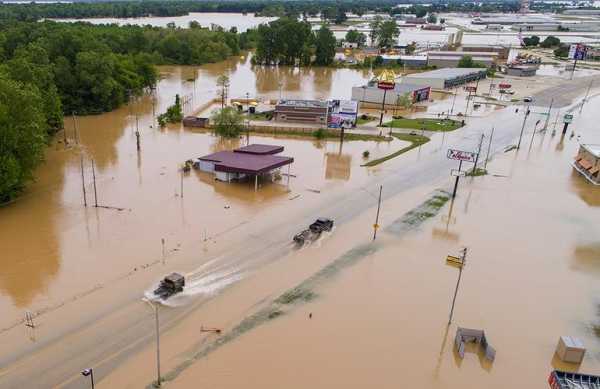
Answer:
[573,144,600,185]
[183,116,209,128]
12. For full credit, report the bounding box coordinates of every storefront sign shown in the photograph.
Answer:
[447,149,477,163]
[377,81,395,90]
[498,83,511,89]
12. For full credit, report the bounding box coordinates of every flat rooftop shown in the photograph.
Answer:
[428,51,498,57]
[276,100,329,109]
[404,68,487,80]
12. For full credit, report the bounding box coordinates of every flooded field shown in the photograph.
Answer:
[0,54,408,369]
[52,12,276,32]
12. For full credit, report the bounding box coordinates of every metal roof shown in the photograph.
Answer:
[199,150,293,174]
[583,144,600,158]
[404,68,487,80]
[235,144,284,155]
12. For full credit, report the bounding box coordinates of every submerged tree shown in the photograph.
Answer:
[211,107,244,138]
[157,94,183,127]
[216,74,230,109]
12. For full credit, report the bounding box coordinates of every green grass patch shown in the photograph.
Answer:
[362,133,430,167]
[382,118,462,132]
[466,167,488,177]
[275,287,316,305]
[248,127,390,142]
[248,112,272,121]
[356,115,377,125]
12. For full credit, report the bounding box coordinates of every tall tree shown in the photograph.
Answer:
[375,20,400,49]
[345,30,366,47]
[0,73,47,203]
[314,25,336,66]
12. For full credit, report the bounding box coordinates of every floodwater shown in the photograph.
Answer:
[99,94,600,389]
[0,53,403,372]
[52,12,276,32]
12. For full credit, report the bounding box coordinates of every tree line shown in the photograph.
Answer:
[0,0,523,22]
[253,18,336,66]
[0,20,253,203]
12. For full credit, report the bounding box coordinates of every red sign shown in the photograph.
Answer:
[377,81,395,90]
[499,83,512,89]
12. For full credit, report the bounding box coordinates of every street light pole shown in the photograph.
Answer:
[517,106,530,149]
[81,368,94,389]
[448,247,467,325]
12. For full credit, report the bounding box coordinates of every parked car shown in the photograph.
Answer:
[523,96,534,103]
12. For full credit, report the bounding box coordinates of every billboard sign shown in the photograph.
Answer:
[568,44,587,60]
[447,149,477,163]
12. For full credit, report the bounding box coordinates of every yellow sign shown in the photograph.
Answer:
[377,69,397,83]
[446,255,464,266]
[373,224,379,229]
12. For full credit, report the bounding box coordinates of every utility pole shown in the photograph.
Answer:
[517,106,530,149]
[542,98,553,131]
[72,112,79,145]
[180,170,184,199]
[154,304,161,387]
[552,108,560,134]
[246,92,250,144]
[484,126,495,170]
[448,87,458,119]
[135,115,141,151]
[80,155,87,207]
[448,247,467,325]
[472,133,485,172]
[372,185,382,241]
[91,159,98,207]
[579,80,593,114]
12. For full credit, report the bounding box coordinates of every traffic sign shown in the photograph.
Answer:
[447,149,477,163]
[451,169,467,177]
[563,113,574,124]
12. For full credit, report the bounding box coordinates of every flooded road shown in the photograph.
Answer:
[1,49,599,387]
[101,94,600,389]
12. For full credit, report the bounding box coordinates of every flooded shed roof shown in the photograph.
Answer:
[235,144,284,155]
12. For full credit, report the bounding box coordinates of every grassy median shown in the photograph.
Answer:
[382,118,462,132]
[362,133,430,167]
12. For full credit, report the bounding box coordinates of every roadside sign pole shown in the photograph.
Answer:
[80,155,87,207]
[379,89,388,126]
[373,185,382,241]
[452,160,463,198]
[579,80,593,114]
[448,247,467,325]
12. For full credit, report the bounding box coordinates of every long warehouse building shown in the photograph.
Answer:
[400,68,487,89]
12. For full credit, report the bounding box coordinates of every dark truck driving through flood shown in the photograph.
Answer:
[293,218,334,245]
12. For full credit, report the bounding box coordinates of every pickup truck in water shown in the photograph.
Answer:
[293,218,334,245]
[153,272,185,299]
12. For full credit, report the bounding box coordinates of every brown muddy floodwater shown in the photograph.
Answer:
[99,94,600,389]
[0,54,401,363]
